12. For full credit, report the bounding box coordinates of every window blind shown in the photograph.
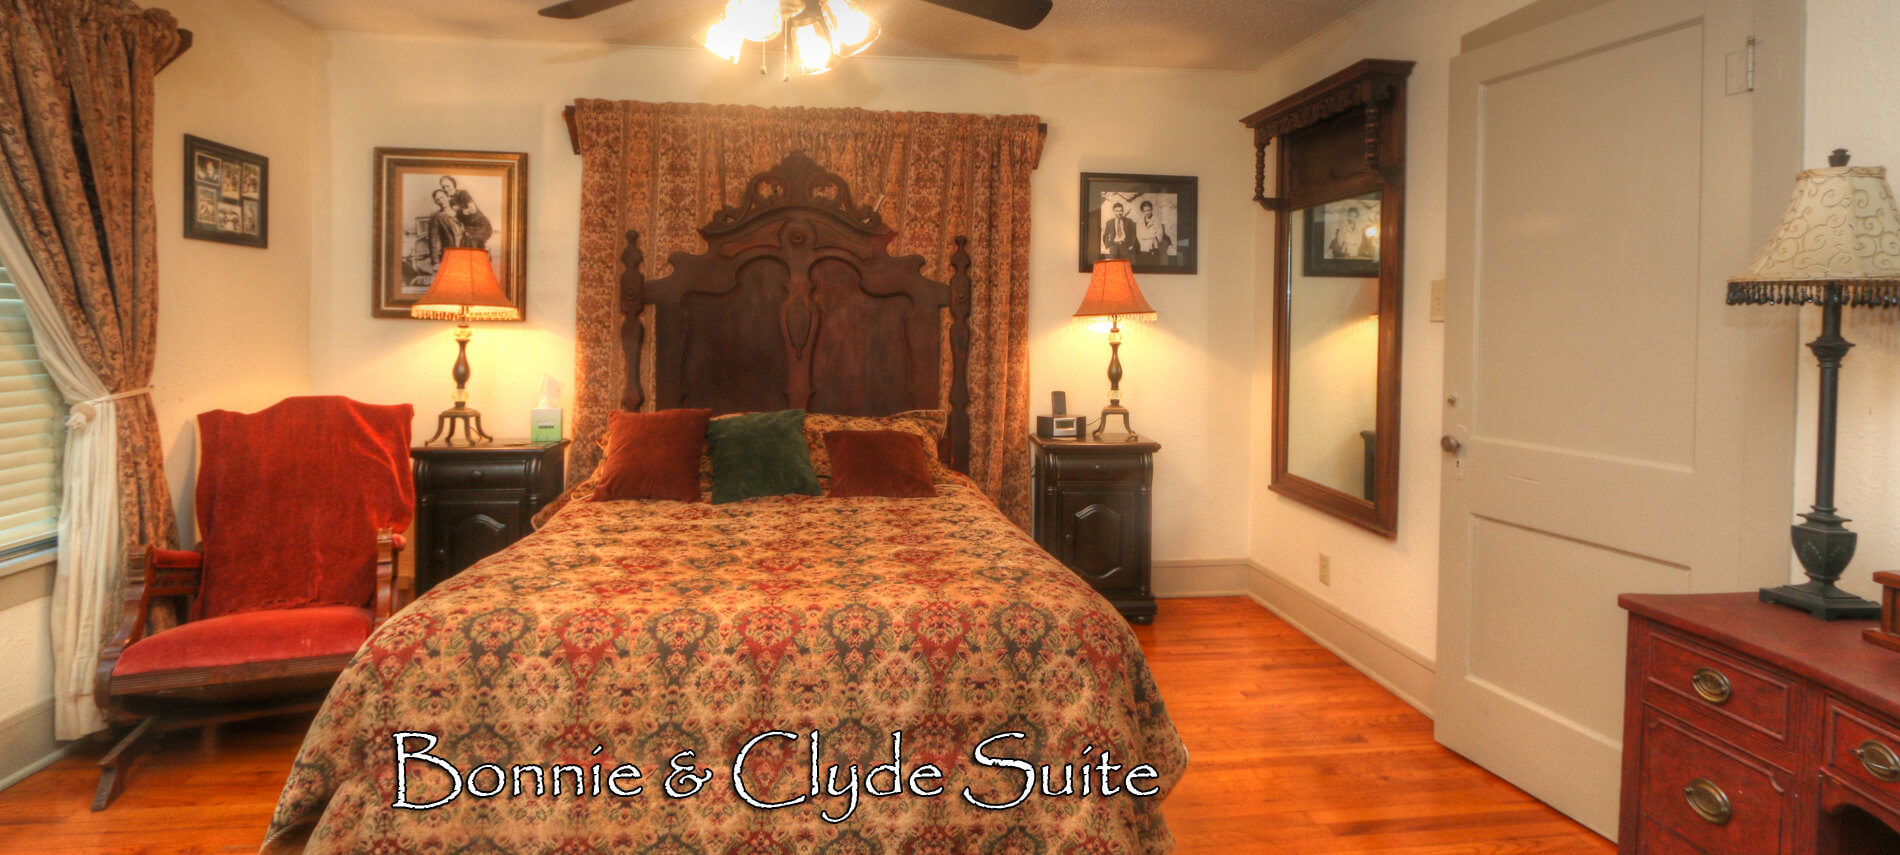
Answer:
[0,258,63,558]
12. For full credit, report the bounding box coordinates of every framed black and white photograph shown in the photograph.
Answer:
[183,135,267,248]
[1301,195,1382,278]
[1079,172,1197,275]
[372,147,528,319]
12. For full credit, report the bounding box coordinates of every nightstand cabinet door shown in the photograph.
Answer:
[1031,435,1160,625]
[412,440,568,594]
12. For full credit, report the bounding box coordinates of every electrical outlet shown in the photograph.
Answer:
[1318,554,1331,586]
[1430,278,1447,323]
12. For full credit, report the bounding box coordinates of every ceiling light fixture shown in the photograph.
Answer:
[701,0,880,80]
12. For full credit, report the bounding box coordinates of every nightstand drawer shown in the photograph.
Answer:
[423,458,531,492]
[1047,453,1148,486]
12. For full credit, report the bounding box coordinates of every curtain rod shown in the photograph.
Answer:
[158,29,193,72]
[561,105,1048,159]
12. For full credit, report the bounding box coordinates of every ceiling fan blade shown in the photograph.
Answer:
[537,0,639,20]
[913,0,1053,30]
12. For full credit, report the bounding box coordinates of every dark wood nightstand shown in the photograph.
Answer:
[1030,434,1159,624]
[411,439,568,594]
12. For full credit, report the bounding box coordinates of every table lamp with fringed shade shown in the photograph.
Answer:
[1728,149,1900,620]
[411,248,520,445]
[1073,259,1158,441]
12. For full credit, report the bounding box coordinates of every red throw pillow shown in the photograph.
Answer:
[824,430,938,499]
[592,409,712,502]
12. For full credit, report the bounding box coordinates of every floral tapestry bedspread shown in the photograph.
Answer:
[262,474,1187,853]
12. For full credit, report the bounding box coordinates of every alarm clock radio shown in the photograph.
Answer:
[1037,391,1086,439]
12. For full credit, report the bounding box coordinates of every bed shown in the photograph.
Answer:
[262,154,1188,853]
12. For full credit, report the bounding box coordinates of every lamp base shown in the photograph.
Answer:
[1759,581,1881,621]
[1092,403,1140,442]
[427,403,492,446]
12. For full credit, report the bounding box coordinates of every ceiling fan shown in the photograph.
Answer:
[535,0,1054,31]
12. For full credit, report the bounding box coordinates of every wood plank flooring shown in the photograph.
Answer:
[0,597,1613,853]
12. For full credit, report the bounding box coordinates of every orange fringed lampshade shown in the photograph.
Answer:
[411,248,520,322]
[1073,259,1158,321]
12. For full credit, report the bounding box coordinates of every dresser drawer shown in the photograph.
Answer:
[1638,711,1791,854]
[1825,698,1900,804]
[1644,628,1794,746]
[421,458,531,493]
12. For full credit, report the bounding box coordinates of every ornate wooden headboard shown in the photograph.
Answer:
[616,153,973,473]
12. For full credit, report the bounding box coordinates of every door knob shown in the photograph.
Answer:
[1441,435,1463,454]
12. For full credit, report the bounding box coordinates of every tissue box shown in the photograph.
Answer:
[530,407,562,443]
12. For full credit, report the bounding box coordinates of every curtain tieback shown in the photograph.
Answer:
[68,387,151,430]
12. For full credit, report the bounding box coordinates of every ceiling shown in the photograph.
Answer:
[260,0,1374,71]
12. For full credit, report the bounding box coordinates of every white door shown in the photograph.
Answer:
[1436,0,1801,837]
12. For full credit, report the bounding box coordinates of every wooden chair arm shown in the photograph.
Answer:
[95,545,203,721]
[372,528,410,628]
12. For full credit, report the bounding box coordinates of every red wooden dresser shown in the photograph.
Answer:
[1619,593,1900,854]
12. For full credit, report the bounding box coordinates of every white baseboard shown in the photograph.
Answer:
[1245,561,1437,718]
[0,699,70,792]
[1152,558,1249,598]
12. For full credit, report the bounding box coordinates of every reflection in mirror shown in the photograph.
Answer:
[1285,193,1382,499]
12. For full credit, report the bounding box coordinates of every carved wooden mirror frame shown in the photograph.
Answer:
[1243,59,1413,537]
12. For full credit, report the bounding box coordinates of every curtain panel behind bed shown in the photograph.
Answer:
[571,100,1043,527]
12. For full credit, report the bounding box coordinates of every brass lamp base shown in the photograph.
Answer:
[1092,402,1140,441]
[427,403,491,446]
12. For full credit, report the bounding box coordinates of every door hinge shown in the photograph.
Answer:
[1727,36,1756,95]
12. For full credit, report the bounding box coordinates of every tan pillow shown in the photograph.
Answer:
[802,410,946,477]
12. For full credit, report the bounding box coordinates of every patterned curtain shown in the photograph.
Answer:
[572,101,1043,526]
[0,0,178,738]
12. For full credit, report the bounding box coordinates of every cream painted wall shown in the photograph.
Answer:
[153,0,320,542]
[310,35,1262,561]
[1797,0,1900,601]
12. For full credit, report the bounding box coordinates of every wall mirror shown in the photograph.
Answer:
[1243,59,1412,537]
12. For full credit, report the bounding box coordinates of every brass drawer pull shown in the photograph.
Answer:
[1691,667,1732,705]
[1852,740,1900,783]
[1683,778,1732,825]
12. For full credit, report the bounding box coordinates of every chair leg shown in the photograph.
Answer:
[92,716,157,811]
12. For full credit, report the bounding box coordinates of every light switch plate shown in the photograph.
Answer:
[1430,278,1446,323]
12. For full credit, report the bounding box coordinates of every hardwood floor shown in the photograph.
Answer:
[0,597,1613,853]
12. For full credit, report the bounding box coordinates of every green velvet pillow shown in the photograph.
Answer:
[707,409,822,504]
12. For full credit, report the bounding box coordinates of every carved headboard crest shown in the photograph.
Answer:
[617,152,974,473]
[705,151,887,236]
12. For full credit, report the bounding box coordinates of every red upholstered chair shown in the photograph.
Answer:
[91,396,416,810]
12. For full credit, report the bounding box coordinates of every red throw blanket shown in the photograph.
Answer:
[195,396,413,618]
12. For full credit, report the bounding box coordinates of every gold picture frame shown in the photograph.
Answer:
[371,147,528,319]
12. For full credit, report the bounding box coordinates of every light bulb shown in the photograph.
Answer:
[823,0,879,56]
[791,20,835,75]
[701,19,744,63]
[725,0,782,42]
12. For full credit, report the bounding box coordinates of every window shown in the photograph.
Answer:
[0,257,63,560]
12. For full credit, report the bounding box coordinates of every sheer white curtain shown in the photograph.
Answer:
[0,198,125,739]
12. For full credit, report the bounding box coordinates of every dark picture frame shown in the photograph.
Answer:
[372,147,528,319]
[1300,195,1382,277]
[1079,172,1197,274]
[183,135,266,248]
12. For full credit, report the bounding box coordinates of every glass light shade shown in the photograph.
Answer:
[725,0,783,42]
[701,18,744,63]
[823,0,879,56]
[791,20,835,75]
